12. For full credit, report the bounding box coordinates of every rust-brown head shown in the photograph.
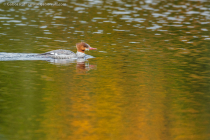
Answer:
[76,42,97,53]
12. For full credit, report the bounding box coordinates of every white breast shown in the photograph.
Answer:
[76,52,85,58]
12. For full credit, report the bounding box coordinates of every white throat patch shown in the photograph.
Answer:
[76,52,85,58]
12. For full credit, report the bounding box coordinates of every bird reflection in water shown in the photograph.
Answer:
[48,58,97,73]
[76,58,96,73]
[76,61,97,74]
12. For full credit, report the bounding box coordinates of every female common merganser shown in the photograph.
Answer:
[41,42,96,59]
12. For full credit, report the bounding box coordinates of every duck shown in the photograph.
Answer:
[41,42,97,59]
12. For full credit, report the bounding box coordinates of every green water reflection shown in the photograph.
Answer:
[0,0,210,140]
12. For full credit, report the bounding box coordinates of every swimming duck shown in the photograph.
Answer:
[41,42,96,59]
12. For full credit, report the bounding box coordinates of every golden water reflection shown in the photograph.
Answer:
[36,52,209,140]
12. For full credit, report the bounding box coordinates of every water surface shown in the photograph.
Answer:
[0,0,210,140]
